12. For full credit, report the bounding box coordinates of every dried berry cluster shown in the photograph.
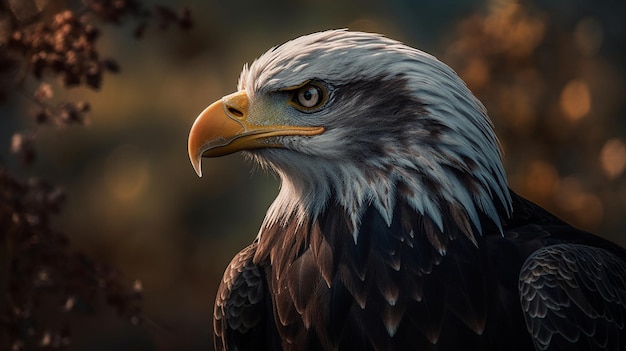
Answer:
[8,10,118,89]
[1,1,192,350]
[2,0,192,131]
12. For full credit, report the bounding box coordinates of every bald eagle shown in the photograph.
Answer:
[188,30,626,351]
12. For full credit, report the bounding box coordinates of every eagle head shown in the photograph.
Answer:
[188,29,512,243]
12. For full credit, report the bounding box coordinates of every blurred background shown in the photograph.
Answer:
[1,0,626,349]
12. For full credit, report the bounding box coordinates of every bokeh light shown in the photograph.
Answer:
[600,138,626,179]
[560,79,591,121]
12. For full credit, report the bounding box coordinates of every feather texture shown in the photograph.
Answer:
[520,244,626,350]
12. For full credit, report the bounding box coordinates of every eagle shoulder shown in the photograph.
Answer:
[214,242,279,351]
[519,243,626,351]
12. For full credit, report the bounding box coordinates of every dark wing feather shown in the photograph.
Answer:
[519,243,626,350]
[214,242,279,351]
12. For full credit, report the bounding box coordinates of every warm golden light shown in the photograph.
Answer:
[103,144,151,202]
[560,79,591,121]
[600,138,626,179]
[524,160,558,200]
[553,177,603,228]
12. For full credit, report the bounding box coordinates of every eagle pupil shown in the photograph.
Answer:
[297,85,321,108]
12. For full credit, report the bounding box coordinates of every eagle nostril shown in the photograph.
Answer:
[227,106,244,118]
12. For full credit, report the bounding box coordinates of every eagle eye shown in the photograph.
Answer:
[291,83,327,112]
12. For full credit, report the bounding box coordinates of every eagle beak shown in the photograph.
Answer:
[188,91,325,177]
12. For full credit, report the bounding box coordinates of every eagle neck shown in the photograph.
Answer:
[253,162,509,271]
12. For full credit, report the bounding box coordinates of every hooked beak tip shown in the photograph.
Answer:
[191,155,203,177]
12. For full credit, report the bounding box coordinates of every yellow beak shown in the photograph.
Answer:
[188,91,325,177]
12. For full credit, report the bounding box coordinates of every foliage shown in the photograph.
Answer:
[0,1,191,349]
